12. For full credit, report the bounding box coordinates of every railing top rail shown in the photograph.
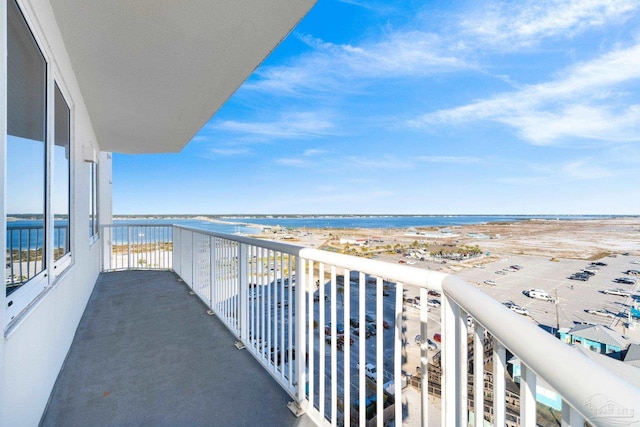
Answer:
[101,223,174,228]
[442,274,640,424]
[174,225,447,291]
[173,224,306,254]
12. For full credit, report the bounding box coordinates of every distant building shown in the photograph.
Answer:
[558,324,628,357]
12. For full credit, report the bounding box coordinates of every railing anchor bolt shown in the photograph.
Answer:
[234,341,246,350]
[206,309,214,316]
[189,291,195,295]
[287,401,305,417]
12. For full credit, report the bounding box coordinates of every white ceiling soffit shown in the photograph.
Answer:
[50,0,317,154]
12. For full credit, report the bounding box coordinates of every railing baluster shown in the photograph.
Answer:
[239,242,248,344]
[493,341,506,426]
[330,267,337,426]
[473,323,484,427]
[420,286,429,425]
[443,296,465,426]
[376,276,383,427]
[319,262,326,419]
[394,281,403,426]
[307,260,315,412]
[561,399,584,426]
[458,307,469,425]
[287,254,294,386]
[520,364,537,426]
[358,269,366,427]
[343,270,352,427]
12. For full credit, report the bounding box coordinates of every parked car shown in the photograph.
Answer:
[433,333,441,343]
[614,277,636,285]
[590,262,607,267]
[484,280,497,286]
[495,270,507,275]
[357,362,377,380]
[382,320,390,329]
[427,299,441,308]
[625,270,640,276]
[569,275,588,281]
[428,290,441,297]
[415,334,422,345]
[503,302,529,316]
[336,334,354,348]
[366,323,376,336]
[603,288,631,297]
[586,309,615,318]
[631,260,640,265]
[350,317,359,328]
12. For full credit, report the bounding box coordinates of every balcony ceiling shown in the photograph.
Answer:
[50,1,316,154]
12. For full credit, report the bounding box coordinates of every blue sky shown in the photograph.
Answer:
[114,0,640,215]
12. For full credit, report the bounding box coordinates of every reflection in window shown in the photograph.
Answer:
[6,0,47,295]
[89,162,98,238]
[53,84,71,261]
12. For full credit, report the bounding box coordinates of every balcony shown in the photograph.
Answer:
[42,224,640,426]
[41,269,315,427]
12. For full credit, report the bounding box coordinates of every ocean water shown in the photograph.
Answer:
[218,214,610,229]
[6,215,613,248]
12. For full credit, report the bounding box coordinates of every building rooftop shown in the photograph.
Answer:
[41,271,314,427]
[567,323,628,349]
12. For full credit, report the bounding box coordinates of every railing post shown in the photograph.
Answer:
[238,242,248,345]
[171,227,177,274]
[492,341,506,426]
[394,281,403,426]
[473,323,484,427]
[442,295,467,426]
[561,399,584,427]
[127,226,132,269]
[419,287,429,425]
[288,257,306,417]
[520,364,537,427]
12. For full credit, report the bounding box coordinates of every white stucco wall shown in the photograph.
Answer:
[1,1,111,425]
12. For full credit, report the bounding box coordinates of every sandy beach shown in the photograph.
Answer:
[248,217,640,270]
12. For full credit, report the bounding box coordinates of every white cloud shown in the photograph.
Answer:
[211,111,334,139]
[344,155,414,170]
[560,159,615,180]
[459,0,639,49]
[274,157,309,167]
[303,148,328,157]
[411,43,640,144]
[416,155,481,164]
[246,30,470,96]
[209,147,251,156]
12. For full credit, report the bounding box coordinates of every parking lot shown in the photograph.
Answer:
[456,254,640,338]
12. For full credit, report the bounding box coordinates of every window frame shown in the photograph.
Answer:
[89,160,99,244]
[51,81,73,279]
[4,0,76,325]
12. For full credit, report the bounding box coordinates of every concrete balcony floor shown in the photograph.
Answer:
[41,271,314,427]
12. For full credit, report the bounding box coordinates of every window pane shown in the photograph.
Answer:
[89,162,98,237]
[53,84,70,261]
[6,0,47,295]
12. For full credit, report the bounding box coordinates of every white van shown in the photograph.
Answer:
[524,289,554,302]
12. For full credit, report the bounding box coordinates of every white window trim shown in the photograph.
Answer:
[4,0,77,327]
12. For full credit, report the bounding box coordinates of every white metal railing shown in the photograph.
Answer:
[101,224,173,271]
[102,224,640,426]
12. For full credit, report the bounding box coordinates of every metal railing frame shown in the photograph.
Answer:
[100,223,640,426]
